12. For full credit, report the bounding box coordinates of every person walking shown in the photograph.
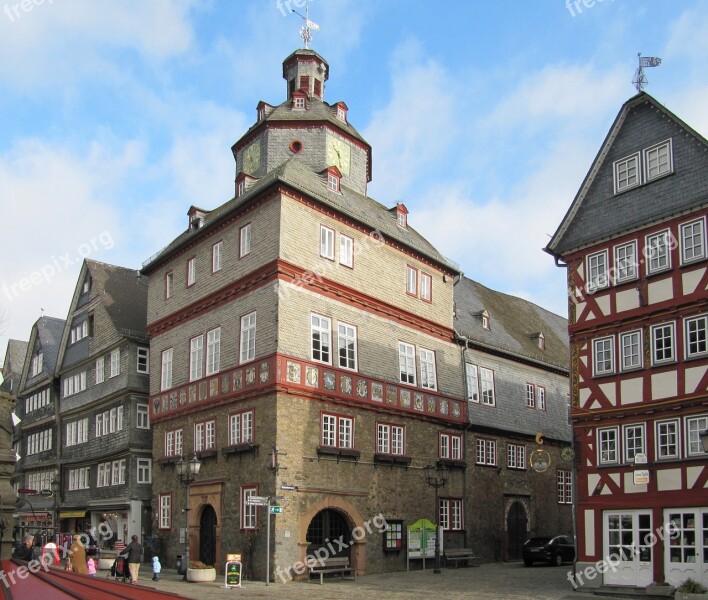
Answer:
[12,534,35,561]
[87,556,97,576]
[68,534,89,574]
[120,534,143,585]
[151,555,161,581]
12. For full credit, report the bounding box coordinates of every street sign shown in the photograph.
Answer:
[269,505,284,514]
[246,496,270,506]
[281,485,297,491]
[39,489,54,497]
[18,488,37,494]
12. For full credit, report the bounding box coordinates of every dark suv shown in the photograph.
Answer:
[522,535,575,566]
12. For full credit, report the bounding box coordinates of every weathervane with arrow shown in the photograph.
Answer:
[633,52,662,93]
[292,0,319,49]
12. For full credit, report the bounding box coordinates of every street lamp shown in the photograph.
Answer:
[424,464,449,574]
[50,478,60,543]
[175,454,201,579]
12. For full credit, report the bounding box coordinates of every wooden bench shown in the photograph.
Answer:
[443,548,479,568]
[307,556,356,584]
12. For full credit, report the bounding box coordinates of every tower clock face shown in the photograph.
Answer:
[326,134,351,176]
[243,141,260,174]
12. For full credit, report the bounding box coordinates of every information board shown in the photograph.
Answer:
[225,560,242,589]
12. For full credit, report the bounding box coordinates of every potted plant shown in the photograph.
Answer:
[186,560,216,583]
[675,578,708,600]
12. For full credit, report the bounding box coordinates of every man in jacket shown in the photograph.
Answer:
[12,534,35,561]
[119,534,143,584]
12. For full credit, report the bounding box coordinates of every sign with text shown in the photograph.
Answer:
[225,560,242,589]
[246,496,269,506]
[633,469,650,485]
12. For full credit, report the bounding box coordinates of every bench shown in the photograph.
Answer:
[443,548,479,568]
[307,556,356,584]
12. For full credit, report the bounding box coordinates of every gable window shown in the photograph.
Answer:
[190,336,204,381]
[439,433,462,460]
[526,383,535,408]
[557,470,572,504]
[327,172,340,192]
[240,223,252,257]
[598,427,618,464]
[620,330,642,371]
[70,321,89,344]
[240,312,257,364]
[165,271,174,299]
[406,266,417,296]
[187,257,196,287]
[137,347,149,374]
[212,241,222,273]
[439,498,463,531]
[320,226,334,260]
[229,410,254,445]
[646,230,671,274]
[339,234,353,267]
[482,313,491,330]
[686,415,708,456]
[293,96,305,109]
[237,179,247,197]
[656,419,679,460]
[337,322,357,370]
[614,153,640,193]
[623,423,645,463]
[137,404,150,429]
[311,314,331,364]
[685,315,707,358]
[614,241,638,283]
[593,336,614,376]
[322,413,353,449]
[164,429,183,458]
[537,386,546,410]
[587,250,609,292]
[479,367,495,405]
[195,420,216,452]
[81,274,91,294]
[241,486,257,529]
[475,438,496,466]
[507,443,526,470]
[160,348,173,390]
[398,342,416,385]
[336,105,346,122]
[159,494,171,529]
[465,363,479,402]
[651,322,675,365]
[137,458,152,484]
[397,211,407,228]
[95,357,104,384]
[419,348,437,390]
[420,272,432,302]
[377,423,405,455]
[31,352,43,377]
[206,327,221,375]
[109,349,120,378]
[644,139,672,181]
[680,218,706,265]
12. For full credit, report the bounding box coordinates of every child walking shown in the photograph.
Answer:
[151,555,161,581]
[86,557,96,577]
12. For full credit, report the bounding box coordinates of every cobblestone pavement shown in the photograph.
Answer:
[119,562,612,600]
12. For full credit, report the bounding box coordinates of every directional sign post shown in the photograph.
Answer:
[269,505,284,514]
[246,496,269,506]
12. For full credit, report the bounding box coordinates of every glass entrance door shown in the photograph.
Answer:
[665,509,708,587]
[603,511,653,587]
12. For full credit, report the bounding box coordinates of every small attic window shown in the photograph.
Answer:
[327,168,341,192]
[482,313,490,330]
[236,173,256,198]
[337,106,346,122]
[395,203,409,229]
[188,207,207,230]
[258,107,265,121]
[81,274,92,294]
[292,93,306,110]
[537,332,545,350]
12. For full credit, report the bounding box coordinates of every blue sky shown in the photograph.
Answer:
[1,0,707,359]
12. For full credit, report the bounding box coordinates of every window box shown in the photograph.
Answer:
[317,446,361,462]
[437,458,467,470]
[195,449,217,461]
[373,453,411,467]
[221,443,259,458]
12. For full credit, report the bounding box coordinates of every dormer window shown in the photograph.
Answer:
[258,107,265,121]
[531,332,545,350]
[473,309,490,330]
[236,173,256,198]
[292,92,306,110]
[335,102,348,123]
[187,206,207,230]
[394,203,409,229]
[482,313,490,330]
[238,180,246,197]
[325,166,341,193]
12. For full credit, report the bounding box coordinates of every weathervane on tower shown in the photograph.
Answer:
[292,0,319,49]
[632,52,662,93]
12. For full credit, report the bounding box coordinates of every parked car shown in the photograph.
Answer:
[523,535,575,566]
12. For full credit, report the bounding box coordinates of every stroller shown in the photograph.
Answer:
[109,556,128,582]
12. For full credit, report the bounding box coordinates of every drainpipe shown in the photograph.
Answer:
[454,327,471,551]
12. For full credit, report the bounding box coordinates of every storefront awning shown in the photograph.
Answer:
[58,511,86,518]
[18,513,51,522]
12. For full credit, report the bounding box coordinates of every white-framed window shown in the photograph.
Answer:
[336,105,346,121]
[646,230,671,274]
[137,404,150,429]
[229,410,254,445]
[686,415,708,457]
[240,312,257,364]
[339,234,353,267]
[165,271,173,299]
[397,210,407,228]
[593,336,615,376]
[321,413,353,449]
[656,419,680,460]
[614,153,640,193]
[587,250,609,292]
[320,225,334,260]
[137,347,149,374]
[62,371,87,397]
[620,330,642,371]
[160,348,173,390]
[195,420,216,452]
[419,348,437,390]
[685,315,708,358]
[95,357,104,384]
[623,423,645,463]
[439,498,463,531]
[557,470,572,504]
[651,322,675,365]
[212,240,222,272]
[293,96,305,109]
[25,388,51,413]
[525,383,535,408]
[439,433,462,460]
[537,386,546,410]
[507,443,526,470]
[241,486,257,529]
[240,223,252,257]
[187,257,196,286]
[109,349,120,378]
[398,342,416,385]
[598,427,619,464]
[206,327,221,375]
[65,418,88,447]
[190,335,203,381]
[337,322,357,370]
[614,241,638,283]
[68,467,90,491]
[465,363,479,402]
[164,429,183,457]
[111,459,126,485]
[377,423,405,455]
[680,218,706,265]
[327,172,340,192]
[30,352,43,377]
[98,462,111,487]
[136,458,152,484]
[406,266,417,296]
[643,139,672,181]
[479,367,495,406]
[311,314,331,364]
[420,272,432,302]
[159,494,171,529]
[475,438,496,466]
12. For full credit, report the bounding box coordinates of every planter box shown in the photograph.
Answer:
[186,567,216,583]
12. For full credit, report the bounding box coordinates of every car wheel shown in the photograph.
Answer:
[553,553,563,567]
[523,559,533,567]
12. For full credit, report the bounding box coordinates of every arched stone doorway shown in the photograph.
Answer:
[505,500,529,561]
[306,509,351,560]
[198,504,217,566]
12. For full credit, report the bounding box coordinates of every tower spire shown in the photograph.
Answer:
[292,0,319,49]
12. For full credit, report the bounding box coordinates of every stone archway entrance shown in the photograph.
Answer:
[306,509,351,560]
[198,504,217,566]
[506,501,528,561]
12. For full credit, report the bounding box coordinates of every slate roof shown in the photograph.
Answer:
[18,316,65,393]
[0,339,28,393]
[546,92,708,256]
[143,158,459,275]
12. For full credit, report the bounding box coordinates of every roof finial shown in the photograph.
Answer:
[632,52,662,93]
[293,0,319,49]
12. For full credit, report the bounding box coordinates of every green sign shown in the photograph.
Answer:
[269,505,284,514]
[225,560,241,588]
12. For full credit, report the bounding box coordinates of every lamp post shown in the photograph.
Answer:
[50,478,60,543]
[175,454,201,579]
[424,464,449,574]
